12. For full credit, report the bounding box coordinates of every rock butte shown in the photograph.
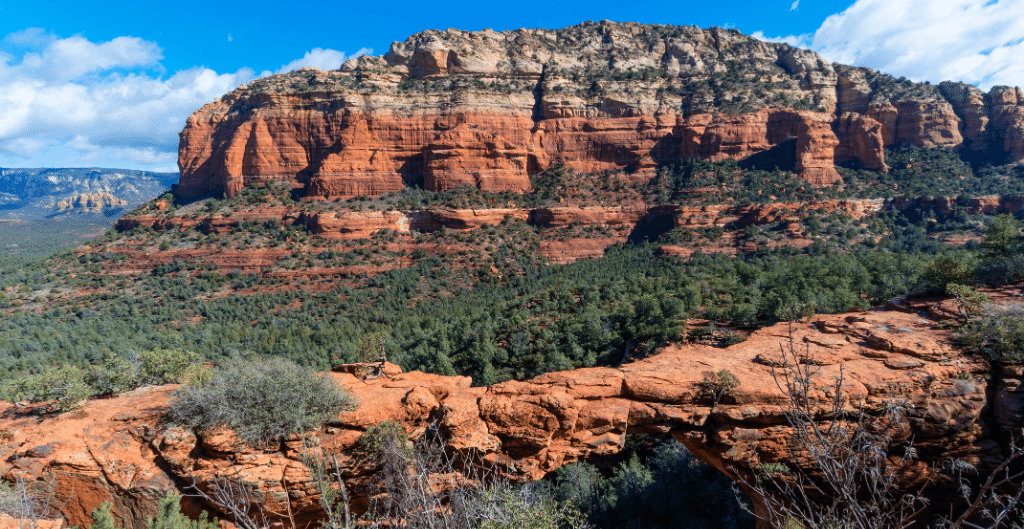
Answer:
[2,294,1022,529]
[176,22,1024,201]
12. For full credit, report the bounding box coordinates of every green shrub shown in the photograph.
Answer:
[953,310,1024,364]
[88,490,217,529]
[474,484,588,529]
[167,357,359,446]
[980,214,1023,258]
[976,214,1024,285]
[358,420,411,458]
[3,365,91,412]
[1,349,203,411]
[923,254,976,291]
[137,349,201,385]
[946,284,989,321]
[721,332,746,347]
[699,369,740,407]
[90,501,118,529]
[83,354,142,396]
[146,490,218,529]
[553,439,754,529]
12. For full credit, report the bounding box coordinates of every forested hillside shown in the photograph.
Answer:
[1,145,1021,389]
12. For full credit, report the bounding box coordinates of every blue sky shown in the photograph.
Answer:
[0,0,1022,172]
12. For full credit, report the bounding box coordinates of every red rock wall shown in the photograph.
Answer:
[174,28,1024,201]
[177,100,851,200]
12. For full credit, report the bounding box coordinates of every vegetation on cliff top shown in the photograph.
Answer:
[0,206,1004,388]
[1,146,1022,388]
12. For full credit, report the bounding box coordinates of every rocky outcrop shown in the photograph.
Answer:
[55,193,128,214]
[2,297,1019,529]
[830,65,1024,171]
[679,109,841,184]
[177,23,1024,201]
[174,23,1024,202]
[135,190,1024,242]
[104,194,1024,279]
[118,198,896,240]
[0,168,177,221]
[835,112,888,172]
[109,198,893,275]
[939,82,1024,164]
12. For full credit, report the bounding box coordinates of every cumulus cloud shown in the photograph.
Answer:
[274,47,371,74]
[751,31,812,48]
[0,34,377,171]
[0,30,255,171]
[756,0,1024,90]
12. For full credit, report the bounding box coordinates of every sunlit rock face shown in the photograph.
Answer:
[174,22,1024,201]
[4,293,1021,529]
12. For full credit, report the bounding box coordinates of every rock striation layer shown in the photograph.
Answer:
[2,298,1020,529]
[175,22,1024,201]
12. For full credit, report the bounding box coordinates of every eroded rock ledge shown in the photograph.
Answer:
[1,302,1021,529]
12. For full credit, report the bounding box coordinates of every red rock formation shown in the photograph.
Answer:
[111,196,972,278]
[2,300,1016,529]
[305,118,406,199]
[533,114,676,180]
[423,124,532,192]
[832,67,1024,170]
[175,25,1024,202]
[988,86,1024,162]
[789,110,842,184]
[895,100,964,148]
[677,109,841,184]
[835,112,888,172]
[939,82,990,157]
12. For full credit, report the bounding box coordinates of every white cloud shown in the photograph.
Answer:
[751,31,812,48]
[0,31,370,172]
[1,137,48,158]
[757,0,1024,89]
[0,32,253,170]
[790,0,800,11]
[275,47,372,74]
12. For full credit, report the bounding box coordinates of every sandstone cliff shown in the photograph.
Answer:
[2,295,1021,529]
[175,21,1024,201]
[55,192,128,215]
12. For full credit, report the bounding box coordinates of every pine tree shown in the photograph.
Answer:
[147,491,218,529]
[89,502,118,529]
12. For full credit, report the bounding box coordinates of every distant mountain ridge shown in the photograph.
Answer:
[0,167,178,219]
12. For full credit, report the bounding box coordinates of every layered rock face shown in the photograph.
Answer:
[177,22,1023,201]
[832,66,1024,171]
[55,192,128,214]
[2,297,1020,529]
